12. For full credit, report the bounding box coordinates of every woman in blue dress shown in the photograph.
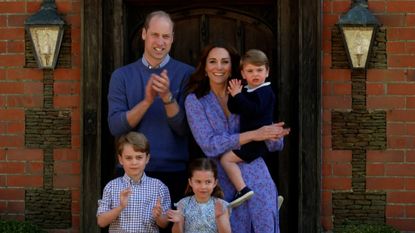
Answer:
[184,43,288,233]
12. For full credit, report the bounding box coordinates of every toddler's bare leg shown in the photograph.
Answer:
[220,151,246,191]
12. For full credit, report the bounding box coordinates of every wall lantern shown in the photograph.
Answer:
[24,0,65,69]
[337,1,380,69]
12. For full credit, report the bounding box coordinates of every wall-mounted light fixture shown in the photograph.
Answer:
[337,1,380,69]
[25,0,65,69]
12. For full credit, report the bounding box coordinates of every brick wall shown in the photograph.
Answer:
[0,1,81,232]
[322,0,415,232]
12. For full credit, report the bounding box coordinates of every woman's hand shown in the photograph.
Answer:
[253,122,290,141]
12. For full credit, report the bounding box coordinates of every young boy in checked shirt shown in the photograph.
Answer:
[97,132,170,232]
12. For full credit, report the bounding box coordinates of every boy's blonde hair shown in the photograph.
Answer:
[240,49,269,69]
[116,132,149,156]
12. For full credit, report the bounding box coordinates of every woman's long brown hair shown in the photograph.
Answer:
[185,42,241,99]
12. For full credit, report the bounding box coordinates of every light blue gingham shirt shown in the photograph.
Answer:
[97,173,171,233]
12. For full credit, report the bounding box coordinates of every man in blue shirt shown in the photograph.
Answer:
[107,10,194,226]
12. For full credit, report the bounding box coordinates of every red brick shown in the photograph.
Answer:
[0,2,26,14]
[56,1,72,13]
[322,82,332,95]
[7,95,43,108]
[368,150,405,162]
[387,1,415,13]
[367,163,385,176]
[66,15,81,28]
[322,69,350,81]
[388,28,415,41]
[72,190,80,202]
[71,28,81,44]
[54,81,81,95]
[332,163,352,176]
[54,68,81,81]
[72,135,80,148]
[386,204,405,217]
[27,2,42,13]
[54,161,80,175]
[367,177,405,190]
[322,177,351,190]
[25,162,43,174]
[387,41,406,54]
[6,69,43,81]
[0,135,23,147]
[24,81,43,94]
[377,14,406,27]
[408,14,415,26]
[386,164,415,176]
[388,191,415,203]
[54,148,80,161]
[0,54,24,67]
[332,83,351,95]
[367,83,385,95]
[54,95,80,108]
[324,14,340,27]
[324,150,352,163]
[408,124,415,135]
[0,15,6,27]
[54,174,80,189]
[0,188,24,200]
[0,28,24,40]
[369,2,386,13]
[0,162,25,174]
[321,216,333,231]
[406,178,415,190]
[367,96,406,109]
[7,15,27,27]
[407,205,415,217]
[387,123,407,136]
[323,96,351,109]
[6,201,24,214]
[0,109,24,121]
[6,149,43,161]
[407,97,415,108]
[7,40,24,53]
[368,69,407,81]
[387,218,415,232]
[332,1,350,13]
[0,82,24,94]
[72,119,80,134]
[0,41,5,53]
[388,136,414,149]
[322,163,332,176]
[388,54,415,67]
[408,150,415,162]
[7,175,42,187]
[407,42,415,53]
[388,83,415,95]
[388,110,415,121]
[0,176,5,187]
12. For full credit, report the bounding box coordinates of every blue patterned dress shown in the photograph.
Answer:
[185,92,283,233]
[177,196,229,233]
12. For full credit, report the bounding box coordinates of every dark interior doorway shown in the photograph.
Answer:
[83,0,321,232]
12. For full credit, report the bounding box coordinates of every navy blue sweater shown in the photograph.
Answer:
[108,58,194,172]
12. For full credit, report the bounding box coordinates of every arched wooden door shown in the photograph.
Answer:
[127,7,277,73]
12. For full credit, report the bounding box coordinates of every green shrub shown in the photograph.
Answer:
[339,223,400,233]
[0,220,47,233]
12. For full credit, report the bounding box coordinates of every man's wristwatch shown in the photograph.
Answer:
[163,93,176,105]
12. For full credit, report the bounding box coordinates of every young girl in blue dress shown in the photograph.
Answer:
[167,158,231,233]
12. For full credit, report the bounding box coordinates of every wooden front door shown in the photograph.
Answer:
[83,0,321,232]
